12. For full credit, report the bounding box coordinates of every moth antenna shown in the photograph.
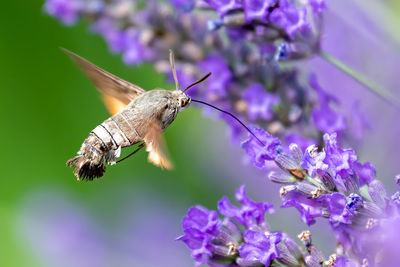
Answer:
[169,49,179,90]
[191,99,266,146]
[116,142,145,163]
[183,72,212,93]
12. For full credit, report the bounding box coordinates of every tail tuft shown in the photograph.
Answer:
[66,156,106,181]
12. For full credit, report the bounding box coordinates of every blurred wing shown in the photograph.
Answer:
[143,121,173,170]
[102,95,127,116]
[62,48,146,113]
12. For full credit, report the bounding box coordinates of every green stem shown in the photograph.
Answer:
[318,50,400,108]
[305,175,324,188]
[271,259,286,266]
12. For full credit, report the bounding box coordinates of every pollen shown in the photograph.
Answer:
[298,230,311,243]
[280,185,296,197]
[226,242,237,256]
[323,253,337,266]
[311,188,323,198]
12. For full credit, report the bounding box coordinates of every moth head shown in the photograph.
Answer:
[168,49,210,110]
[179,95,191,108]
[171,90,191,110]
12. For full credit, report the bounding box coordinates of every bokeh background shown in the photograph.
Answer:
[1,1,400,266]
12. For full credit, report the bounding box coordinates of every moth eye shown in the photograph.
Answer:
[180,99,186,107]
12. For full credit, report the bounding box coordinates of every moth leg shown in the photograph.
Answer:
[116,142,145,163]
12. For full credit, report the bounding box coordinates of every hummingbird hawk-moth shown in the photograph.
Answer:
[64,49,263,181]
[64,48,211,181]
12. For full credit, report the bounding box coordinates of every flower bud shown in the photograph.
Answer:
[289,143,303,164]
[275,152,299,171]
[268,171,296,184]
[368,180,388,209]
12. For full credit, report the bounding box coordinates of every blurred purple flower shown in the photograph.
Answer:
[17,191,106,267]
[309,0,327,13]
[122,29,154,65]
[44,0,350,150]
[168,68,196,93]
[242,83,279,121]
[44,0,82,25]
[353,161,375,186]
[204,0,243,17]
[312,104,347,134]
[270,2,308,39]
[198,55,232,100]
[167,0,195,12]
[92,18,125,53]
[335,256,357,267]
[350,101,372,139]
[243,0,274,23]
[284,133,316,152]
[310,75,347,133]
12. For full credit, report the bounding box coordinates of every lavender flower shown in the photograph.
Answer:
[167,0,195,12]
[45,2,398,266]
[44,0,82,25]
[334,256,356,267]
[300,145,328,177]
[237,231,281,266]
[177,206,221,266]
[243,0,273,24]
[310,75,347,134]
[197,55,232,100]
[209,0,324,44]
[179,184,278,266]
[204,0,243,17]
[241,126,281,168]
[45,0,368,148]
[242,84,279,121]
[267,130,400,265]
[269,1,308,39]
[281,191,323,226]
[218,185,274,228]
[179,186,353,266]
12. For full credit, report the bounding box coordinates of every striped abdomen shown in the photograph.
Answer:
[67,110,142,181]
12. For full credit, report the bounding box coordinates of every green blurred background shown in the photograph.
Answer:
[1,1,400,266]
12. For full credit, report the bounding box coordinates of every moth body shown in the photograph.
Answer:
[63,48,206,181]
[67,89,191,180]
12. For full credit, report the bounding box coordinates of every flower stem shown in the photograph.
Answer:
[272,259,287,266]
[318,50,400,108]
[305,175,324,188]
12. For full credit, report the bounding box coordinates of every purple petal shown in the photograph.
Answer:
[204,0,243,17]
[243,0,275,23]
[242,126,281,168]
